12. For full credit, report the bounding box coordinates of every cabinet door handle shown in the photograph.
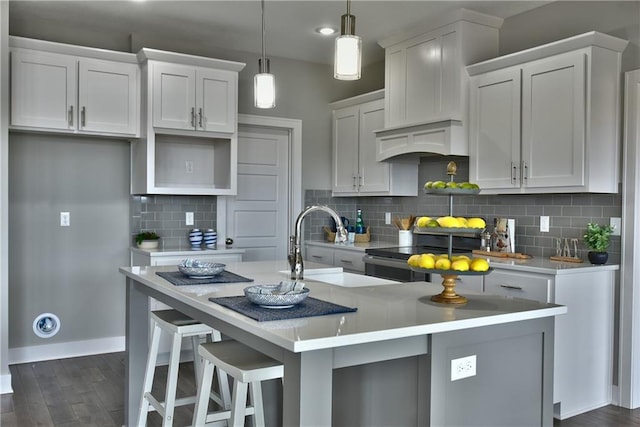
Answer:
[522,160,528,183]
[190,107,195,128]
[198,108,203,128]
[500,284,523,290]
[81,106,86,127]
[68,105,74,127]
[352,175,357,189]
[358,175,363,186]
[511,163,518,184]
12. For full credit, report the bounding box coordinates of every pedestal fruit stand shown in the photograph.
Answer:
[412,161,492,304]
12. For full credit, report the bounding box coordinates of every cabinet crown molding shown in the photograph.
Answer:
[10,36,138,63]
[467,31,629,76]
[378,8,503,49]
[329,89,384,110]
[137,48,245,72]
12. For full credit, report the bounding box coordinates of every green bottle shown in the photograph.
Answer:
[355,209,365,234]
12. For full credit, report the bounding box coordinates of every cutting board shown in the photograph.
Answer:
[472,250,532,259]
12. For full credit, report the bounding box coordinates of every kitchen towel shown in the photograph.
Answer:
[157,270,253,286]
[208,296,357,322]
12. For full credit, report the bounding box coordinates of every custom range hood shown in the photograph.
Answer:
[374,9,503,161]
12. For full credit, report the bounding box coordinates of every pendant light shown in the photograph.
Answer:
[334,0,362,80]
[254,0,275,108]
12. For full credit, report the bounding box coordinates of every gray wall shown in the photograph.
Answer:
[8,134,131,348]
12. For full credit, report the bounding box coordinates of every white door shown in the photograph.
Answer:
[357,98,390,194]
[197,68,236,133]
[332,105,359,195]
[226,126,290,261]
[152,62,195,130]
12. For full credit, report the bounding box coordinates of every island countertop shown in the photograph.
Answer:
[119,260,566,353]
[121,260,566,426]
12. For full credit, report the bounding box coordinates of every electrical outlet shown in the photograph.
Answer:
[385,212,391,225]
[610,217,621,236]
[185,212,194,226]
[540,216,550,233]
[60,212,70,227]
[185,160,194,174]
[451,355,477,381]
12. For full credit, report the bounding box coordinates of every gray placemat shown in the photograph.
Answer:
[156,270,253,286]
[208,296,357,322]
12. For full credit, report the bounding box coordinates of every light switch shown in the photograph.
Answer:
[60,212,70,227]
[186,212,194,226]
[540,216,549,233]
[610,217,621,236]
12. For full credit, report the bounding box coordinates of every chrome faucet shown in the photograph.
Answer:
[288,205,348,281]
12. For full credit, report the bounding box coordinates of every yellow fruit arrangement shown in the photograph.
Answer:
[414,216,486,229]
[407,254,490,272]
[424,181,480,190]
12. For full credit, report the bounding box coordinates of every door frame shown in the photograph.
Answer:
[216,114,302,250]
[619,69,640,409]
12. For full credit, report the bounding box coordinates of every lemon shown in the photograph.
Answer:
[456,217,468,227]
[416,216,432,227]
[451,255,471,262]
[470,183,480,190]
[407,254,421,267]
[470,258,490,272]
[451,259,470,271]
[434,258,451,270]
[432,181,446,189]
[446,181,458,188]
[436,216,458,228]
[460,182,474,189]
[417,254,436,269]
[426,219,440,227]
[467,218,486,229]
[436,253,450,260]
[424,181,433,189]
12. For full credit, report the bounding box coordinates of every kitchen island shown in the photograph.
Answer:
[120,261,566,426]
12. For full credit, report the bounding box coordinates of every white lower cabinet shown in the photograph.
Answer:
[305,245,365,274]
[485,267,615,419]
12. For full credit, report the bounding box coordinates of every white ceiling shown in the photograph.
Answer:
[9,0,552,66]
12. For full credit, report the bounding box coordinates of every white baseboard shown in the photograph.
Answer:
[8,336,125,365]
[1,373,13,394]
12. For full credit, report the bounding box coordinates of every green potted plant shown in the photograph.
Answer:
[583,222,614,264]
[135,231,160,249]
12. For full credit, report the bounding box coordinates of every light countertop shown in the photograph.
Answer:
[480,255,619,275]
[131,246,246,256]
[120,260,566,353]
[306,239,397,252]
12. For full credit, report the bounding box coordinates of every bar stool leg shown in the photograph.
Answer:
[229,380,248,427]
[162,331,183,426]
[249,381,265,427]
[193,357,216,426]
[137,322,161,426]
[217,368,232,410]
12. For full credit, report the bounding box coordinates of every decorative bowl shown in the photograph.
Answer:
[244,284,309,308]
[178,259,225,278]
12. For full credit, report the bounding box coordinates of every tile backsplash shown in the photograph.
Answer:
[131,195,217,249]
[305,157,621,264]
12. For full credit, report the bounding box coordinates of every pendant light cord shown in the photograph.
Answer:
[261,0,267,72]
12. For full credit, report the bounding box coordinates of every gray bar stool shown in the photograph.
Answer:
[137,309,229,426]
[192,340,284,427]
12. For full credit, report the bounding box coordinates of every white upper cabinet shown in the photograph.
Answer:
[10,37,139,137]
[132,49,245,195]
[468,32,628,194]
[331,90,418,197]
[375,9,502,160]
[151,61,236,133]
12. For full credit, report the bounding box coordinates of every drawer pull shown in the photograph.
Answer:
[500,284,523,290]
[311,255,323,259]
[339,259,353,264]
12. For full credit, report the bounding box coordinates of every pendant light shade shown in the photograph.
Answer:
[254,0,275,108]
[254,59,275,109]
[334,0,361,80]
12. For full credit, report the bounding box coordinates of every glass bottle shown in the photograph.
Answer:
[355,209,365,234]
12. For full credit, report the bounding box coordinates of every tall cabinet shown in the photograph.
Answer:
[467,32,628,194]
[331,90,418,197]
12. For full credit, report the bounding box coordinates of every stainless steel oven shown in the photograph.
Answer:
[363,233,481,282]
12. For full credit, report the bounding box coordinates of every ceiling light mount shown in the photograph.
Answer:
[334,0,362,81]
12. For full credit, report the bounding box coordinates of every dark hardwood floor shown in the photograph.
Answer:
[1,351,639,426]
